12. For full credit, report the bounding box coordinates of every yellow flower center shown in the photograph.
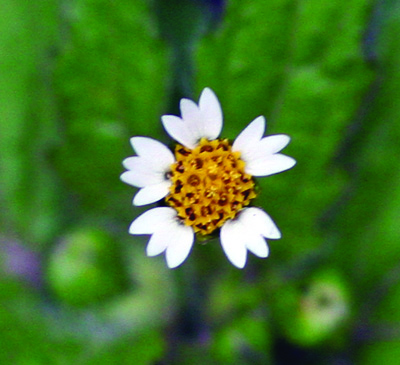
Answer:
[166,138,256,235]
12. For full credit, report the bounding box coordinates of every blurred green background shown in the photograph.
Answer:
[1,0,400,363]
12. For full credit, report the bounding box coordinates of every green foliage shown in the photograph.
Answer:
[47,227,127,307]
[0,0,62,246]
[211,312,271,363]
[197,0,374,262]
[1,0,400,363]
[270,268,352,347]
[332,0,400,295]
[0,278,166,364]
[358,278,400,365]
[53,0,169,215]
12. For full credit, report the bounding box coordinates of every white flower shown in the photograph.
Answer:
[121,88,295,269]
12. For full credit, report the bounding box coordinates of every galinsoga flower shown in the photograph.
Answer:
[121,88,295,269]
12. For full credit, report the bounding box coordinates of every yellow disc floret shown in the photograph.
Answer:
[165,138,256,235]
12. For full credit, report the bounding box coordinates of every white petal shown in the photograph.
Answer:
[180,98,203,138]
[220,219,248,269]
[122,156,139,170]
[162,89,223,148]
[161,115,198,149]
[232,118,295,177]
[258,135,291,154]
[244,153,296,177]
[165,224,194,268]
[133,181,171,206]
[199,88,223,140]
[120,163,164,188]
[146,229,169,257]
[131,208,194,267]
[130,137,174,170]
[239,207,281,239]
[239,135,291,163]
[245,233,269,258]
[232,116,265,154]
[120,170,159,188]
[129,207,176,235]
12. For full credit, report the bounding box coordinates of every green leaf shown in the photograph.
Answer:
[0,0,62,245]
[53,0,169,214]
[330,0,400,295]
